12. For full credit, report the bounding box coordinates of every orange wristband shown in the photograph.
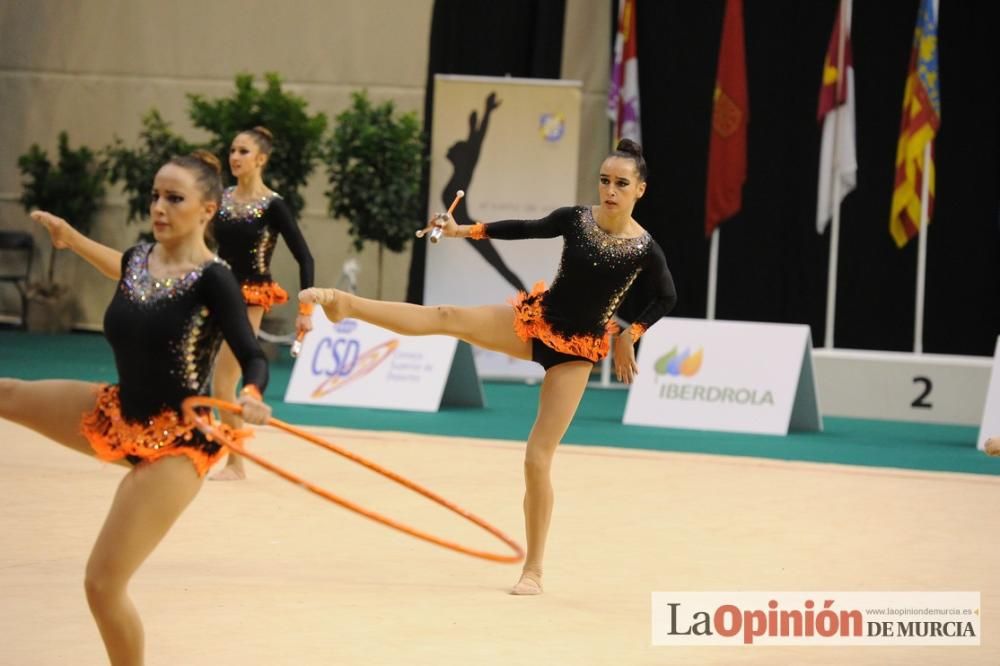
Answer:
[298,301,315,316]
[468,222,488,240]
[240,385,262,401]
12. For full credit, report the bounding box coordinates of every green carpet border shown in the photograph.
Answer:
[2,330,997,477]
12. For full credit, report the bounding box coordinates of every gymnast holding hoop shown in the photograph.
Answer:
[5,150,270,664]
[301,138,678,595]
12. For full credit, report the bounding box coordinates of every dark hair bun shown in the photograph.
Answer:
[615,138,643,158]
[191,149,222,175]
[252,126,274,141]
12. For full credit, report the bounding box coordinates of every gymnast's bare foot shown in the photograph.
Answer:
[209,458,246,481]
[510,569,543,595]
[299,288,348,322]
[986,437,1000,456]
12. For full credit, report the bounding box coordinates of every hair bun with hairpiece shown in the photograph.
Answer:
[191,149,222,175]
[615,138,643,158]
[252,126,274,141]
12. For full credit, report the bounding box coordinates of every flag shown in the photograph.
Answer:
[608,0,641,143]
[890,0,941,248]
[705,0,748,237]
[816,0,857,234]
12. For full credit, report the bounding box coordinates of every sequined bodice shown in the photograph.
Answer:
[213,187,282,283]
[544,207,651,334]
[479,206,675,339]
[104,244,234,422]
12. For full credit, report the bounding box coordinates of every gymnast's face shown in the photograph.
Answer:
[149,165,217,244]
[598,157,646,216]
[229,133,267,179]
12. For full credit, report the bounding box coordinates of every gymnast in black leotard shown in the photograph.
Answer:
[302,139,676,596]
[210,126,314,480]
[465,205,674,369]
[11,150,270,664]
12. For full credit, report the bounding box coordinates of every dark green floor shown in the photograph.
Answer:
[2,330,998,476]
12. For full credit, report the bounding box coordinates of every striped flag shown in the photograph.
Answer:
[608,0,641,143]
[890,0,941,248]
[705,0,748,237]
[816,0,857,234]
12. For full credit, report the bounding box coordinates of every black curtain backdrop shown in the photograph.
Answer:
[635,0,1000,356]
[409,0,1000,356]
[404,0,566,305]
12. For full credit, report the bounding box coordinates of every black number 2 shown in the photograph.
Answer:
[912,376,933,409]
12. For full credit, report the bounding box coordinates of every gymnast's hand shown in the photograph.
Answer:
[614,330,639,385]
[238,389,271,425]
[294,312,313,338]
[415,212,460,240]
[30,210,75,249]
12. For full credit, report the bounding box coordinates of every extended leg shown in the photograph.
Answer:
[301,289,532,361]
[0,378,108,459]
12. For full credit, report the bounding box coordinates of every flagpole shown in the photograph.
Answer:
[914,140,931,354]
[824,183,842,348]
[913,0,938,355]
[823,0,849,349]
[707,228,720,319]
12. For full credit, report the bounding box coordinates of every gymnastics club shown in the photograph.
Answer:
[291,330,306,358]
[418,190,464,243]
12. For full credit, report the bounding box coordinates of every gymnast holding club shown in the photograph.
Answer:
[301,138,678,595]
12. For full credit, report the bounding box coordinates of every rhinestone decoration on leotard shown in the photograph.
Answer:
[217,187,279,223]
[121,244,217,305]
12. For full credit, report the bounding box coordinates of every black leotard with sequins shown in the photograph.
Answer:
[103,243,269,423]
[479,206,677,339]
[212,188,314,289]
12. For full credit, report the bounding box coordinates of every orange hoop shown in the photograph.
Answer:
[181,397,524,564]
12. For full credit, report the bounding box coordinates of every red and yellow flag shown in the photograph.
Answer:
[890,0,941,248]
[705,0,748,237]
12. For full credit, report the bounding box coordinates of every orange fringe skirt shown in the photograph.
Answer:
[509,281,616,363]
[241,280,288,312]
[80,385,250,477]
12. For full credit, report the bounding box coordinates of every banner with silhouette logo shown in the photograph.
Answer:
[424,75,581,379]
[623,318,822,435]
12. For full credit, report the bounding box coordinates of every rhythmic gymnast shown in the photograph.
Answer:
[301,139,677,595]
[10,150,271,664]
[35,127,313,481]
[209,126,315,480]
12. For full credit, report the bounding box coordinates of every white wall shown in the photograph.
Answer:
[0,0,610,332]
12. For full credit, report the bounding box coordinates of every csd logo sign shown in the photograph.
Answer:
[311,337,399,397]
[654,346,704,377]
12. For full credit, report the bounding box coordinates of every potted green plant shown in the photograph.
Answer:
[324,90,425,298]
[187,72,327,217]
[17,132,106,332]
[105,109,195,234]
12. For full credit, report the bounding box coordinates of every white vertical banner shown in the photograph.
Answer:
[425,75,581,380]
[977,337,1000,450]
